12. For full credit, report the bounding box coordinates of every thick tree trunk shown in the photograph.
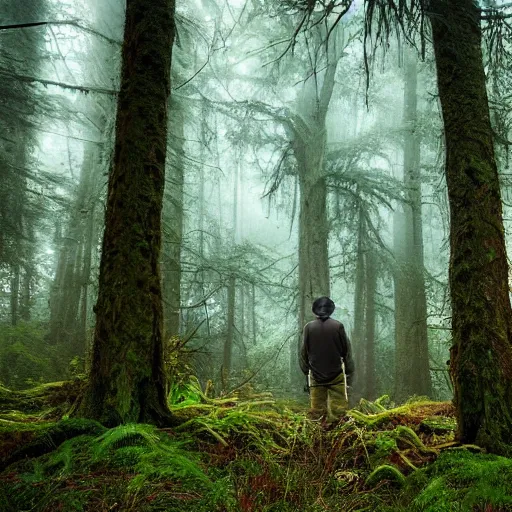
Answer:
[430,0,512,454]
[297,139,331,329]
[76,0,176,427]
[394,47,432,401]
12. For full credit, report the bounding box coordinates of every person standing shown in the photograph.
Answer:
[300,296,355,424]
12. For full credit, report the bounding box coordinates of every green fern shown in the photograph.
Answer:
[89,423,212,494]
[92,423,160,459]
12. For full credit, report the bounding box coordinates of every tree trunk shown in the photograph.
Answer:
[394,46,432,401]
[291,50,340,386]
[78,199,96,349]
[222,141,242,386]
[350,205,366,403]
[75,0,176,427]
[430,0,512,454]
[223,274,236,389]
[162,100,185,339]
[10,264,20,327]
[364,252,377,400]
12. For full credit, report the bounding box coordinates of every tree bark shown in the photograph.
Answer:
[75,0,176,427]
[430,0,512,454]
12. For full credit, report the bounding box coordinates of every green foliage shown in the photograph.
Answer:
[400,450,512,511]
[168,374,205,407]
[0,323,60,389]
[175,400,294,455]
[92,423,211,491]
[0,422,227,512]
[1,397,510,512]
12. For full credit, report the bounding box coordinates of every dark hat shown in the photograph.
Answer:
[312,296,335,319]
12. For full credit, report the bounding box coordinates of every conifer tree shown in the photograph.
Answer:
[76,0,176,426]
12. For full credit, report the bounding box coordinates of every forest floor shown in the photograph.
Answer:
[1,379,512,511]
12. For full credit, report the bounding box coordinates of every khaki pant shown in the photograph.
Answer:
[309,371,348,424]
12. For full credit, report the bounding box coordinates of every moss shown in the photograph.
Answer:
[365,464,406,488]
[0,379,84,417]
[400,450,512,511]
[0,418,105,470]
[420,415,457,434]
[348,400,454,429]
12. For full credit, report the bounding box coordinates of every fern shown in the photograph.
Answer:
[89,423,211,494]
[92,423,160,459]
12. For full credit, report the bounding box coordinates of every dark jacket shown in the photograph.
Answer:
[299,318,355,385]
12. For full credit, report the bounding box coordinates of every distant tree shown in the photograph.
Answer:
[76,0,176,426]
[162,99,185,340]
[0,0,50,324]
[393,46,432,401]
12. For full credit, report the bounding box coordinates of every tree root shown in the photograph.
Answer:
[365,464,406,488]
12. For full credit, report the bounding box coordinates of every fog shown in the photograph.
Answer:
[1,0,510,404]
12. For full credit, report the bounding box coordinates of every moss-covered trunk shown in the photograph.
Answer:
[430,0,512,454]
[75,0,175,427]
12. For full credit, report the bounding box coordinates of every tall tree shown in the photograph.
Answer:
[0,0,50,323]
[428,0,512,453]
[162,99,185,339]
[393,46,432,401]
[76,0,176,426]
[364,251,377,400]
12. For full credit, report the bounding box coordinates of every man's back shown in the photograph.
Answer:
[301,318,352,383]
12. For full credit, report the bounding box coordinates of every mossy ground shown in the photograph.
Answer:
[1,380,511,511]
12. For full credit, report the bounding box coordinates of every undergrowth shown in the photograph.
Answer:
[1,377,511,511]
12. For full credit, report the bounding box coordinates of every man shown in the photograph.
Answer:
[300,296,355,424]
